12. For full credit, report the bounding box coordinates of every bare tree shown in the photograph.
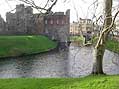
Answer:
[92,0,119,74]
[70,0,119,74]
[8,0,58,14]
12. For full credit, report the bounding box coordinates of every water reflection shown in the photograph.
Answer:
[0,44,118,78]
[15,56,34,77]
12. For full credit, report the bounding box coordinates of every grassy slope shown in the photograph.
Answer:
[0,75,118,89]
[0,35,57,58]
[106,39,119,53]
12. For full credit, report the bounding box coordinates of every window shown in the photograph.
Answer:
[57,20,59,24]
[45,20,48,24]
[83,20,85,23]
[62,20,64,24]
[50,20,53,24]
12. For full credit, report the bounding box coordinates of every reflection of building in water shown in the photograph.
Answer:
[16,57,34,77]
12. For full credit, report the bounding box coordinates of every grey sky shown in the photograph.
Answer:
[0,0,118,22]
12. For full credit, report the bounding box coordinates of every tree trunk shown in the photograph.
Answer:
[92,38,105,74]
[92,0,112,74]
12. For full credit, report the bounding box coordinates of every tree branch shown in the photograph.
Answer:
[18,0,58,14]
[95,10,119,48]
[46,0,57,14]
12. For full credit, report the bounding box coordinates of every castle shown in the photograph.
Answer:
[0,4,70,43]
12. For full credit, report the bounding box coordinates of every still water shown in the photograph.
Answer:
[0,44,119,78]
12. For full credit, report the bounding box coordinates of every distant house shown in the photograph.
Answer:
[70,22,80,36]
[79,18,93,35]
[70,18,93,36]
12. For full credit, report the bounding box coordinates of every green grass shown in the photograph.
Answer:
[0,35,57,58]
[70,36,84,45]
[70,36,84,42]
[0,75,118,89]
[106,39,119,53]
[70,36,119,53]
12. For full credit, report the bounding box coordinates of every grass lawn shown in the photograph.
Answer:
[0,75,118,89]
[0,35,57,58]
[70,36,84,42]
[106,39,119,53]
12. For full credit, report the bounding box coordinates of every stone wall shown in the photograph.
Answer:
[0,15,6,34]
[43,9,70,42]
[6,4,39,35]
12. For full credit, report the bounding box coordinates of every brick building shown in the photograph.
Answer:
[70,18,93,36]
[70,21,79,36]
[42,10,70,42]
[79,18,93,35]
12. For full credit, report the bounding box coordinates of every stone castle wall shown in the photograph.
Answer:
[43,9,70,42]
[0,4,70,43]
[6,4,39,35]
[0,15,6,34]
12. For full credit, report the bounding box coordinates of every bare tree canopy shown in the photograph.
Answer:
[7,0,58,14]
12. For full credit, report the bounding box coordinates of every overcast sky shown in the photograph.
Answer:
[0,0,119,22]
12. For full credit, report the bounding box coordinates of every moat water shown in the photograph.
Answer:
[0,43,119,78]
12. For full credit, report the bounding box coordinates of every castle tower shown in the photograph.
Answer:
[0,15,6,32]
[16,4,25,13]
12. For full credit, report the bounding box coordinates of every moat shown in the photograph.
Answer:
[0,43,119,78]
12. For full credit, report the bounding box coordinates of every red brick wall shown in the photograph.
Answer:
[44,15,69,27]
